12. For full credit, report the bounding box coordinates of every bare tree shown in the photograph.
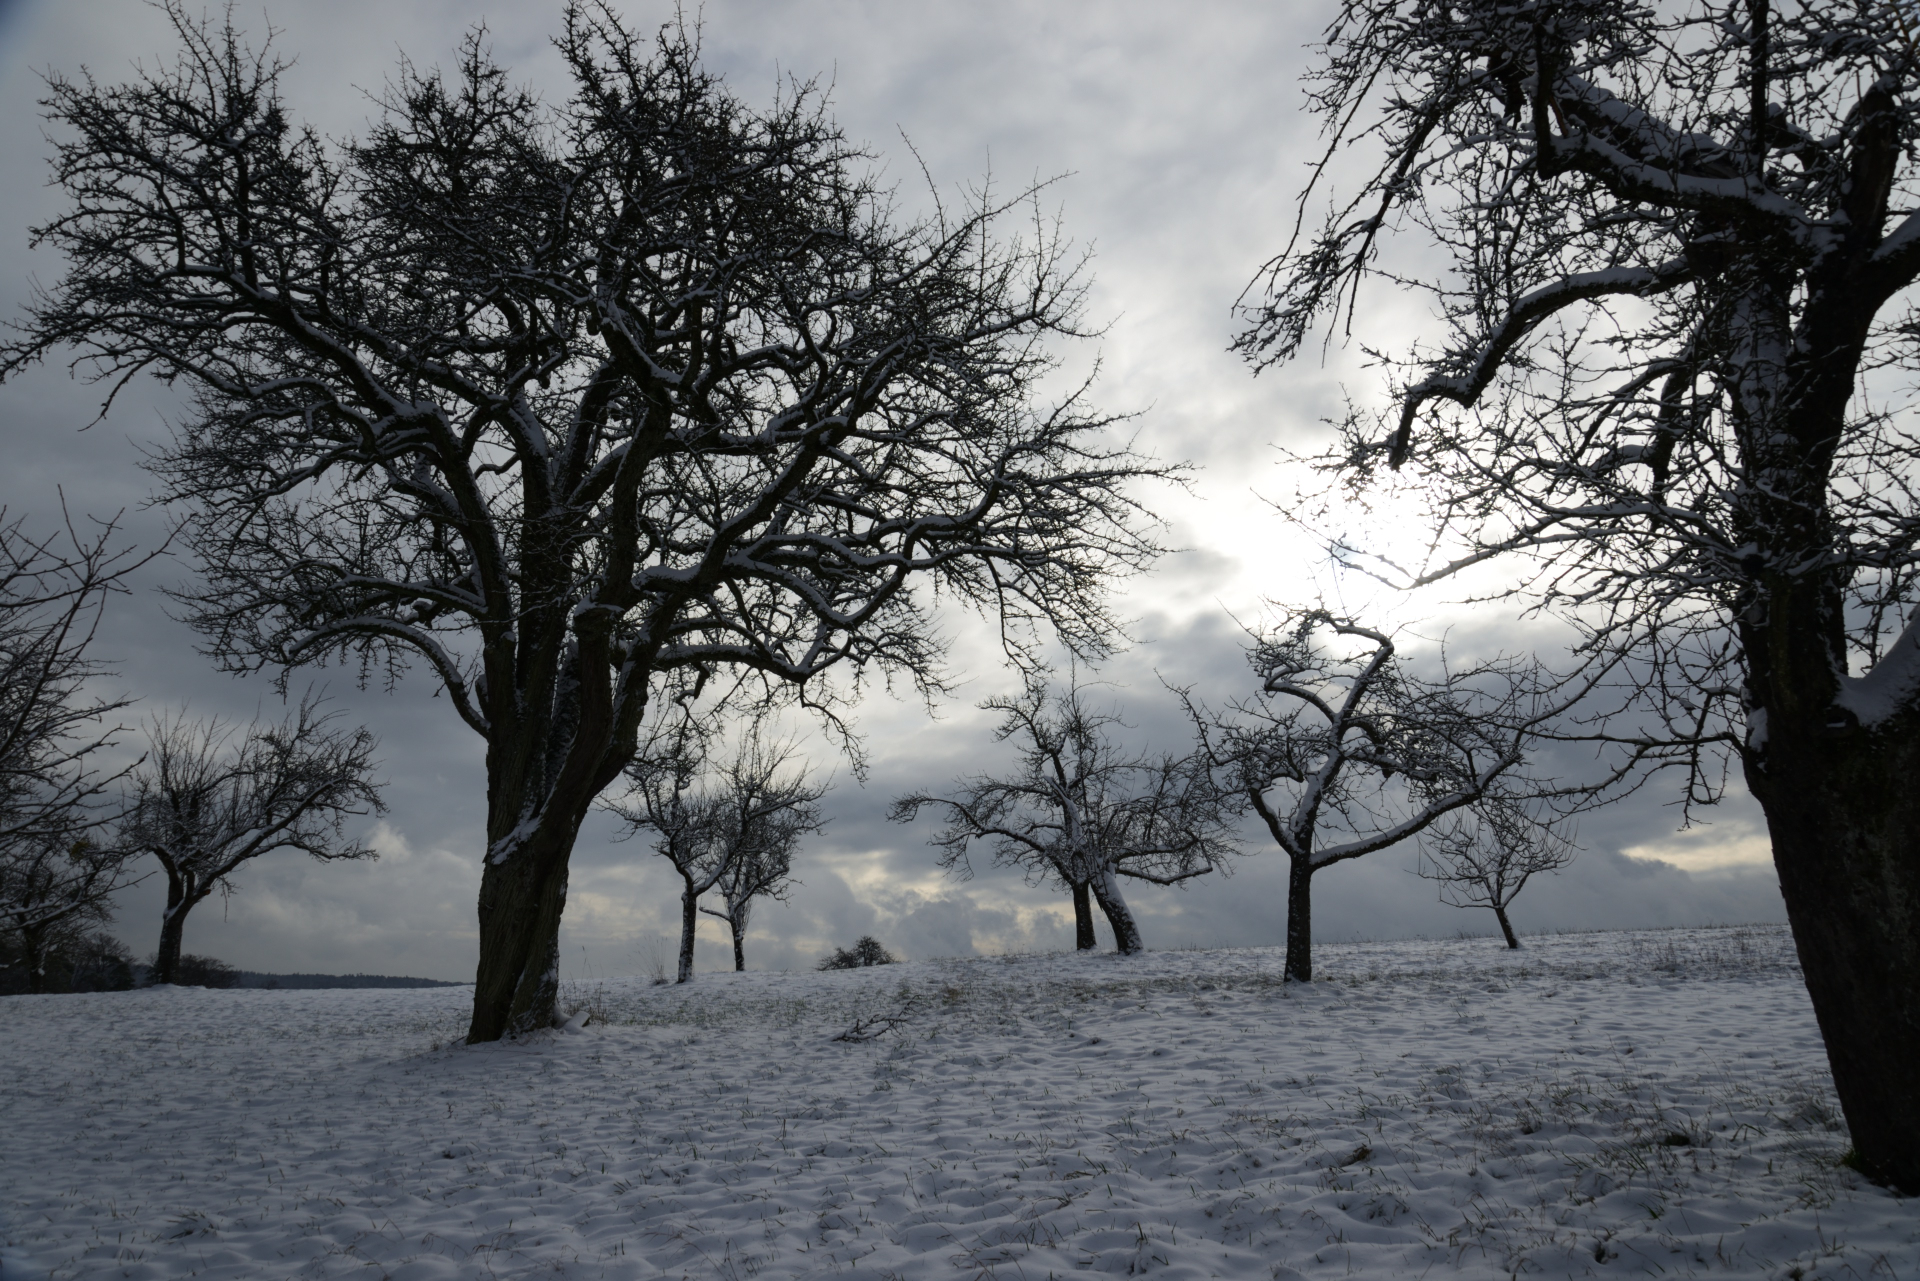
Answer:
[1417,796,1576,949]
[1185,612,1573,981]
[610,717,724,984]
[1,508,147,853]
[893,679,1235,955]
[698,735,824,972]
[0,507,152,990]
[121,697,384,985]
[0,833,133,994]
[1,5,1167,1039]
[612,717,822,980]
[1237,0,1920,1186]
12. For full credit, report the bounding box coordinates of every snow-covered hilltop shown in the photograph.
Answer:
[2,925,1912,1278]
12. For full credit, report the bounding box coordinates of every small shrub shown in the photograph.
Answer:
[632,935,672,985]
[817,936,896,970]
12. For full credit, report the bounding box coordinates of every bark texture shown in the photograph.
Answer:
[469,834,572,1041]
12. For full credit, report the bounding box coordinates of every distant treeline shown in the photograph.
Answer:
[224,971,460,990]
[237,972,464,990]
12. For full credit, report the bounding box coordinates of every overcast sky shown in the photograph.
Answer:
[0,1,1787,982]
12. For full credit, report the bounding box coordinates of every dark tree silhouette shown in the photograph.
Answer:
[1417,797,1576,949]
[1237,0,1920,1186]
[697,736,823,973]
[894,679,1235,955]
[0,5,1167,1039]
[612,717,823,980]
[818,936,895,969]
[0,508,151,991]
[0,833,131,994]
[1185,612,1573,981]
[121,698,384,985]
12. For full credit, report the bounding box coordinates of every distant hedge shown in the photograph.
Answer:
[239,972,465,989]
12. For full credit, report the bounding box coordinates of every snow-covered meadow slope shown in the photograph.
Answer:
[1,926,1913,1279]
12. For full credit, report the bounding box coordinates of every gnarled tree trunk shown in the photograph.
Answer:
[468,829,575,1041]
[1745,591,1920,1191]
[1755,751,1920,1191]
[1089,866,1144,954]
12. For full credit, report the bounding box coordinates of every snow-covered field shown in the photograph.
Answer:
[2,926,1913,1280]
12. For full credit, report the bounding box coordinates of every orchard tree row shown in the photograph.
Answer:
[3,0,1917,1192]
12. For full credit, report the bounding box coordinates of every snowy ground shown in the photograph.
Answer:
[1,926,1913,1280]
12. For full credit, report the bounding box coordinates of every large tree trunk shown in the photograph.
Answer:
[1747,719,1920,1192]
[1494,904,1519,950]
[1070,881,1096,950]
[151,870,191,986]
[729,912,746,972]
[1089,866,1144,954]
[468,832,572,1042]
[1284,856,1313,981]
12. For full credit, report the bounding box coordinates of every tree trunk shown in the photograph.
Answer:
[730,914,745,972]
[467,833,572,1042]
[1071,880,1096,950]
[1494,904,1519,949]
[22,921,51,994]
[1747,719,1920,1192]
[151,870,191,986]
[676,878,699,984]
[1284,856,1313,981]
[1089,865,1144,954]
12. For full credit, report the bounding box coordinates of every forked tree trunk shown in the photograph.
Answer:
[1070,881,1096,950]
[1284,856,1313,982]
[150,872,194,986]
[468,831,573,1042]
[1089,866,1144,954]
[1494,905,1519,950]
[1749,715,1920,1192]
